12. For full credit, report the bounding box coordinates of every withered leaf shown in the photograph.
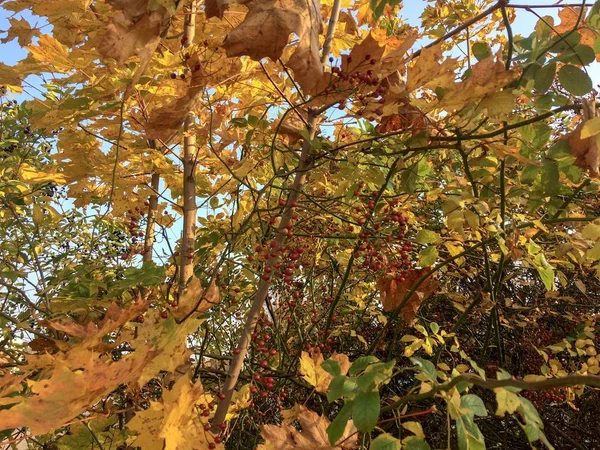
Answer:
[258,405,358,449]
[145,50,241,140]
[206,0,324,93]
[172,276,221,321]
[377,269,439,322]
[98,0,172,65]
[555,7,600,62]
[563,98,599,177]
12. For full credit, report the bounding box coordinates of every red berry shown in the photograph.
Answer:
[160,311,168,319]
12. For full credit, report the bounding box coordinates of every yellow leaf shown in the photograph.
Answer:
[402,421,425,438]
[0,63,23,93]
[226,383,252,420]
[1,17,38,47]
[299,351,350,393]
[27,34,72,73]
[494,387,521,416]
[32,204,44,227]
[19,164,67,184]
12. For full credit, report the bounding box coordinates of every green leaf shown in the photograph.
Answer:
[356,360,395,391]
[352,391,380,432]
[461,394,488,417]
[410,357,437,382]
[456,414,486,450]
[327,401,353,445]
[534,63,555,93]
[541,159,559,197]
[472,42,491,61]
[370,433,401,450]
[419,246,438,267]
[404,438,433,450]
[321,360,342,377]
[327,375,353,403]
[558,65,593,96]
[349,356,379,376]
[415,229,441,244]
[534,253,555,291]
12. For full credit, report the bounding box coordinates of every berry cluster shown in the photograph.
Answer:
[325,55,389,116]
[120,205,146,260]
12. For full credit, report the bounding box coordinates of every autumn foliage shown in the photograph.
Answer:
[1,0,600,449]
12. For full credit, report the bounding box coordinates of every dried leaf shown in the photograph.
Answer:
[98,0,171,65]
[173,277,221,321]
[206,0,324,93]
[555,6,600,61]
[562,98,599,177]
[258,405,358,449]
[145,51,241,139]
[338,11,359,36]
[377,269,439,322]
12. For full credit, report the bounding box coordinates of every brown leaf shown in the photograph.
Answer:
[563,98,599,177]
[338,11,359,36]
[258,405,358,449]
[145,51,241,140]
[375,104,429,135]
[377,269,439,322]
[98,0,174,99]
[555,7,600,61]
[565,124,600,177]
[207,0,324,93]
[98,0,171,65]
[0,346,156,435]
[172,277,221,321]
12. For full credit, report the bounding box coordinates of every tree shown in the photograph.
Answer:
[1,0,600,448]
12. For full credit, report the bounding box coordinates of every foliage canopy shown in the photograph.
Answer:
[1,0,600,449]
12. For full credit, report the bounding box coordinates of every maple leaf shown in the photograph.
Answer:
[299,351,350,393]
[258,405,358,449]
[206,0,324,93]
[26,34,73,73]
[173,276,221,320]
[562,97,599,177]
[134,312,203,384]
[436,53,519,113]
[406,42,457,93]
[128,375,221,450]
[44,301,148,344]
[0,348,155,435]
[145,51,242,139]
[377,269,439,322]
[338,11,359,36]
[555,7,600,62]
[0,62,23,92]
[376,104,430,135]
[98,0,172,65]
[1,17,39,47]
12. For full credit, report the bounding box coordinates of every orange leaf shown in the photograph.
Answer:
[258,405,358,449]
[377,269,439,322]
